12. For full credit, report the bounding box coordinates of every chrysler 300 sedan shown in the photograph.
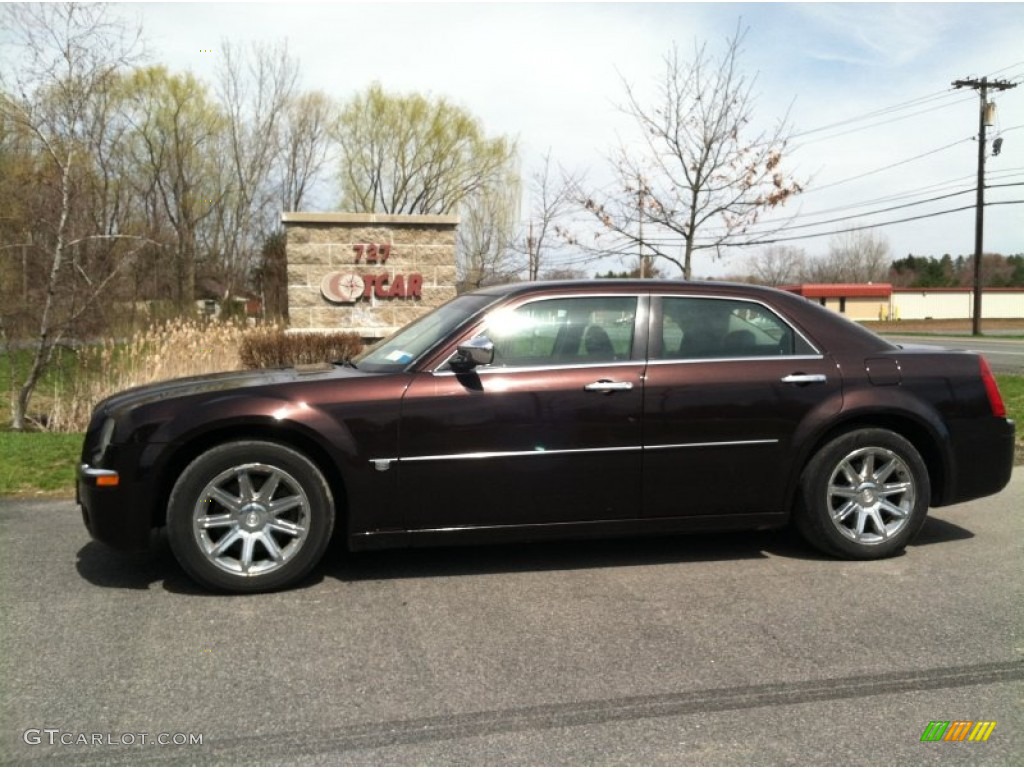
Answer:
[78,281,1015,592]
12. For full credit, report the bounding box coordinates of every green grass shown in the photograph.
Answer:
[995,374,1024,426]
[0,345,84,427]
[0,432,83,495]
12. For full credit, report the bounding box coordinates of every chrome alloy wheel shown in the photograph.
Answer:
[193,463,311,576]
[825,446,917,545]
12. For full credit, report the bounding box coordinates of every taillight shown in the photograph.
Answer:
[979,357,1006,418]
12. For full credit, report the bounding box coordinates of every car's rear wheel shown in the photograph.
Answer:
[795,428,929,559]
[167,441,334,592]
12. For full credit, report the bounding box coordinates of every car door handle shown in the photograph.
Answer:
[584,380,634,393]
[781,373,827,385]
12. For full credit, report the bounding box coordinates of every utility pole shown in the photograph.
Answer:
[637,183,646,278]
[952,76,1017,336]
[527,221,537,281]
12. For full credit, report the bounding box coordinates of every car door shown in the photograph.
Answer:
[642,295,842,518]
[397,294,645,530]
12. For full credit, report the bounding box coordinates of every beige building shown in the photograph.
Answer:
[283,212,458,338]
[781,283,893,321]
[782,283,1024,321]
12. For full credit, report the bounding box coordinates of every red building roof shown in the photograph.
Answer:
[781,283,893,299]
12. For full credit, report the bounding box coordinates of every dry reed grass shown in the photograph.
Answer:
[48,319,247,433]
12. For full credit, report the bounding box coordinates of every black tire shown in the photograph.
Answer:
[167,441,335,592]
[794,428,930,559]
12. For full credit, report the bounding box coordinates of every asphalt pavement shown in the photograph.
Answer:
[1,473,1021,766]
[882,334,1024,374]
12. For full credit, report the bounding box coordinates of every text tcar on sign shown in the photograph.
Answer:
[321,272,423,303]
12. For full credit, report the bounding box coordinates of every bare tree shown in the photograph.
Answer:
[582,25,802,278]
[457,174,521,291]
[278,90,335,212]
[745,245,806,286]
[803,229,891,283]
[0,2,144,429]
[519,151,583,281]
[210,40,298,300]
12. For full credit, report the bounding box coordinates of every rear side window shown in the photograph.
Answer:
[657,297,816,360]
[482,296,637,367]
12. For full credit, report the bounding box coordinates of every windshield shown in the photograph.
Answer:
[352,293,497,372]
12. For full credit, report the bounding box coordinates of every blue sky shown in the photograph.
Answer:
[106,3,1024,276]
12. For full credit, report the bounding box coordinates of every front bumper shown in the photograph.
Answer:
[77,462,153,551]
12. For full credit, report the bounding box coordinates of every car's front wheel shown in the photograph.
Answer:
[167,441,335,592]
[795,428,930,559]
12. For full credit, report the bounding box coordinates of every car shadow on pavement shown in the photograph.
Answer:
[912,513,976,546]
[322,514,977,583]
[73,515,975,592]
[74,529,330,594]
[322,527,820,583]
[75,536,195,593]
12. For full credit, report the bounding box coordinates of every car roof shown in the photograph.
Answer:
[471,279,785,296]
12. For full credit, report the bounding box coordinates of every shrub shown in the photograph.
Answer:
[238,329,363,369]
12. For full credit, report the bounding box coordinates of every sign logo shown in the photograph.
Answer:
[920,721,996,742]
[319,242,422,303]
[321,272,423,303]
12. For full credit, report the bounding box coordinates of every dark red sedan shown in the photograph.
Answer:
[78,281,1015,592]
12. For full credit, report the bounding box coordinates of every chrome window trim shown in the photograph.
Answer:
[432,356,823,376]
[432,360,644,377]
[645,354,824,366]
[370,438,778,466]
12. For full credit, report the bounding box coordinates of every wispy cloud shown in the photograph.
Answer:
[798,4,953,68]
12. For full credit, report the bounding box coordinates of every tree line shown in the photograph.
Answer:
[2,5,808,429]
[0,3,523,428]
[740,231,1024,288]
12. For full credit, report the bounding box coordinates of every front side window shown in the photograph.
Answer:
[658,297,816,360]
[354,293,496,372]
[480,296,637,368]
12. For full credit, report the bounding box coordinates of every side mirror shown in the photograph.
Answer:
[449,336,495,371]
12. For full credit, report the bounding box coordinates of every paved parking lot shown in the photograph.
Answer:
[881,334,1024,374]
[1,472,1022,766]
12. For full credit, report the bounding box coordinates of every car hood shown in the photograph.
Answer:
[96,364,362,418]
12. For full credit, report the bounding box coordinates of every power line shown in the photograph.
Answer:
[799,137,973,195]
[640,200,1023,248]
[742,188,976,233]
[789,94,974,150]
[789,89,959,139]
[778,60,1022,145]
[735,201,1023,247]
[712,180,1024,238]
[793,167,1024,217]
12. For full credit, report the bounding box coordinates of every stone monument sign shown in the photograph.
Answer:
[282,212,458,338]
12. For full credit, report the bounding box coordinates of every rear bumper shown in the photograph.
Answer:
[940,418,1016,506]
[77,462,153,551]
